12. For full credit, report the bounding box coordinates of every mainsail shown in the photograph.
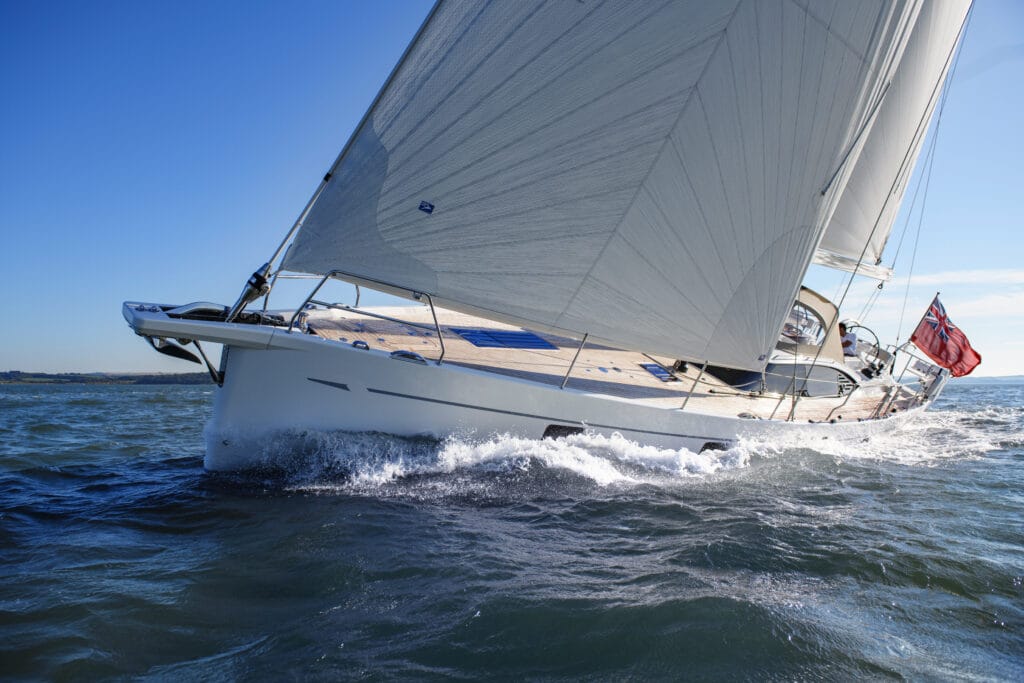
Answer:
[281,0,937,371]
[814,0,971,278]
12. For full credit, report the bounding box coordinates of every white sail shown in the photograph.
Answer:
[814,0,970,275]
[812,250,895,281]
[282,0,923,371]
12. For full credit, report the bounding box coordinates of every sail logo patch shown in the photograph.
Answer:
[418,201,435,214]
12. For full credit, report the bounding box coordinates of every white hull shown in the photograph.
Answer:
[206,334,921,473]
[122,303,929,471]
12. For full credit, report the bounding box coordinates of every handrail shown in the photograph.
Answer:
[672,361,866,402]
[288,273,335,330]
[871,385,899,418]
[287,269,446,365]
[421,292,445,365]
[305,299,437,332]
[824,385,858,422]
[288,270,414,329]
[868,341,945,415]
[264,271,341,312]
[894,342,942,386]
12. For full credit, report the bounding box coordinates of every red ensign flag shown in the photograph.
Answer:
[910,296,981,377]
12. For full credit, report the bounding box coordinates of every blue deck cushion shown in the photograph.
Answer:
[450,327,557,349]
[640,363,677,382]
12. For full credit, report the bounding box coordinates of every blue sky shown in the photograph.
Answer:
[2,0,1022,377]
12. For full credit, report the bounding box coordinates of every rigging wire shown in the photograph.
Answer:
[895,5,973,344]
[789,5,974,419]
[863,5,975,327]
[895,135,939,342]
[830,272,847,306]
[871,119,937,323]
[885,121,931,276]
[857,280,885,321]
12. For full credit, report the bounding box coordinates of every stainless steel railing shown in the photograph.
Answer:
[286,270,446,364]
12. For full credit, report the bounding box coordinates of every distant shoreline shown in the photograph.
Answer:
[949,374,1024,385]
[2,370,1020,386]
[0,371,211,385]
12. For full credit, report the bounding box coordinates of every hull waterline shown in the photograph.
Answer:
[122,302,931,472]
[205,338,924,472]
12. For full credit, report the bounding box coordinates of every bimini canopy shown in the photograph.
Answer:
[282,0,946,371]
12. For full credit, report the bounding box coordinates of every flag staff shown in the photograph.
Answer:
[911,291,941,334]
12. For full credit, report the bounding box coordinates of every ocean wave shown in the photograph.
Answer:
[65,398,106,407]
[240,430,752,493]
[25,421,68,435]
[220,397,1015,492]
[731,405,1008,466]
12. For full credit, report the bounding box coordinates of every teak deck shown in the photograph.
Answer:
[299,305,919,423]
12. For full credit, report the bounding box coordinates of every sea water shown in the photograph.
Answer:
[1,382,1021,679]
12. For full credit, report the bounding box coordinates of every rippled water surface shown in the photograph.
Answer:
[1,382,1022,680]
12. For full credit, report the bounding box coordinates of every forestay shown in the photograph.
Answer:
[814,0,970,277]
[282,0,924,371]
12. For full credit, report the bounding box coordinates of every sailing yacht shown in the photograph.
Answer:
[123,0,972,471]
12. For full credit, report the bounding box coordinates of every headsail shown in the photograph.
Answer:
[282,0,927,371]
[814,0,971,277]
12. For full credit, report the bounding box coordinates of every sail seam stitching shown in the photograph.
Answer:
[383,91,693,239]
[598,234,718,333]
[554,0,745,332]
[642,181,728,312]
[378,1,552,151]
[378,0,683,214]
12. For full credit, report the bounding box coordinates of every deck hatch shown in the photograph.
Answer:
[640,363,677,382]
[449,328,556,350]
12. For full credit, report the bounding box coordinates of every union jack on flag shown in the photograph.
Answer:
[910,296,981,377]
[922,298,954,341]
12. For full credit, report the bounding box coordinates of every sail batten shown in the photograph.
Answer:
[281,0,949,370]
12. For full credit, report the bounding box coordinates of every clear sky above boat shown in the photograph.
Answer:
[1,0,1021,376]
